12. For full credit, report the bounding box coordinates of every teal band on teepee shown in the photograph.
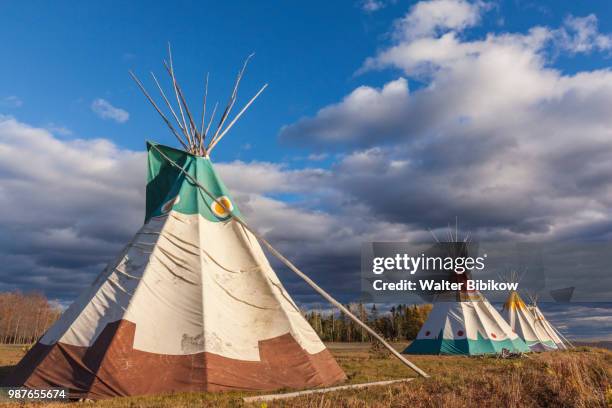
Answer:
[145,141,241,223]
[404,330,530,355]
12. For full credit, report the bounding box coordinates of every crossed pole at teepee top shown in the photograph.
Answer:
[149,144,430,379]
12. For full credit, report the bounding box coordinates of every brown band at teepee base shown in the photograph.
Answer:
[4,320,345,399]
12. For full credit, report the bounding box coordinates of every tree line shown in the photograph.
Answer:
[0,291,62,345]
[304,303,432,342]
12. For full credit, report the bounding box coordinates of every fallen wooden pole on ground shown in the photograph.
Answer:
[243,378,415,403]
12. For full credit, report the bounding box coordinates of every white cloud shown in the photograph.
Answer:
[281,78,410,145]
[0,96,23,108]
[360,23,552,76]
[45,123,73,136]
[394,0,488,40]
[91,98,130,123]
[308,153,328,161]
[2,2,610,335]
[557,14,612,54]
[280,4,612,244]
[360,0,386,13]
[359,5,610,76]
[216,161,327,195]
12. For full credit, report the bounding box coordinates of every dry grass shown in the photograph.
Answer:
[0,345,27,385]
[0,343,610,407]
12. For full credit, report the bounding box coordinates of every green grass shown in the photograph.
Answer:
[0,343,610,407]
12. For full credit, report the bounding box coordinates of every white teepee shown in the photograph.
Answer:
[503,290,558,351]
[405,295,531,355]
[527,294,572,350]
[3,49,348,399]
[404,233,529,355]
[6,47,426,398]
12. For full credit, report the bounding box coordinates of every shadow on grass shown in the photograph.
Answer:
[0,365,15,384]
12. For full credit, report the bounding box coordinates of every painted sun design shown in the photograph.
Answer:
[210,196,233,218]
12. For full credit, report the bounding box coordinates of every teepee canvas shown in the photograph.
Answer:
[528,299,570,350]
[404,240,529,355]
[4,50,347,398]
[405,295,530,355]
[4,142,345,398]
[503,290,558,351]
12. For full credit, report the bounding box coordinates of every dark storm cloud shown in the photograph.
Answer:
[539,303,612,341]
[0,116,144,298]
[0,115,419,307]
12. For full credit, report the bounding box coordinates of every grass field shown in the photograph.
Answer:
[0,343,610,407]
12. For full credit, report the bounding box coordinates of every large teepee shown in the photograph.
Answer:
[4,142,346,398]
[5,47,429,398]
[3,50,352,398]
[404,238,530,355]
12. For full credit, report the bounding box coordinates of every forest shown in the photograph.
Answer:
[0,291,62,344]
[303,303,432,342]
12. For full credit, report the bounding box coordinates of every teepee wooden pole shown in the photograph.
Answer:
[128,71,190,151]
[166,44,193,151]
[200,73,209,145]
[204,102,218,141]
[164,61,200,151]
[243,378,414,403]
[164,60,200,153]
[150,72,190,141]
[149,144,429,379]
[211,53,254,143]
[251,229,430,378]
[551,325,574,348]
[207,84,268,154]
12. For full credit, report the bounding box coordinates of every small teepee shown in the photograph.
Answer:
[527,294,572,350]
[4,48,348,398]
[404,232,529,355]
[503,284,558,351]
[405,294,530,355]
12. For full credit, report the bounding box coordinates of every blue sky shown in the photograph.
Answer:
[1,1,383,163]
[1,1,611,164]
[1,1,612,340]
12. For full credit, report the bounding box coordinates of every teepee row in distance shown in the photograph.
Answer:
[403,241,530,355]
[405,282,570,355]
[403,240,570,356]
